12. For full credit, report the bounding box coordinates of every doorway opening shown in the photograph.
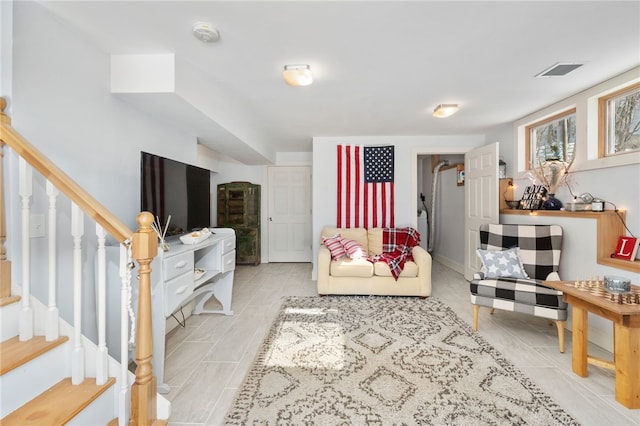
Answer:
[416,153,465,273]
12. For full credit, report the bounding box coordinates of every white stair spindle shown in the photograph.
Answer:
[118,241,132,425]
[71,203,85,384]
[96,223,108,385]
[18,158,33,341]
[45,181,60,341]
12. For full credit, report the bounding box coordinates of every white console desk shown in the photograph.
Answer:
[146,228,236,393]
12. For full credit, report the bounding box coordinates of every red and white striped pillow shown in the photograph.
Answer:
[322,234,347,260]
[342,238,367,260]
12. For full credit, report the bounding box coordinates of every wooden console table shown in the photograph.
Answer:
[544,280,640,409]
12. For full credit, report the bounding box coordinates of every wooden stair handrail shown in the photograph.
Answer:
[0,98,133,243]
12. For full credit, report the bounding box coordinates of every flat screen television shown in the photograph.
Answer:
[140,151,211,236]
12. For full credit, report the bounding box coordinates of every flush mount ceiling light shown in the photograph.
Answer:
[283,64,313,86]
[432,104,459,118]
[192,22,220,43]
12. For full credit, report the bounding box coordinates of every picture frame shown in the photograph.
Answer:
[611,236,639,261]
[520,185,547,210]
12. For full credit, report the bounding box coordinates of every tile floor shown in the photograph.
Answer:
[162,261,640,425]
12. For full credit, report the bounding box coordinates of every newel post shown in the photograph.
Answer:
[130,211,159,425]
[0,97,12,297]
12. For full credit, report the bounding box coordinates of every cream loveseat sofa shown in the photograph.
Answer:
[317,227,432,297]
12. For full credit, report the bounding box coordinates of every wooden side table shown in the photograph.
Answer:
[544,280,640,409]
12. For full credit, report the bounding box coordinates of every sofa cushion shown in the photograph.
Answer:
[374,261,418,278]
[321,227,369,252]
[330,258,374,277]
[470,277,567,310]
[367,228,384,256]
[322,234,347,260]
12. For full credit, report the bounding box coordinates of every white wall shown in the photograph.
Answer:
[8,1,202,343]
[13,2,200,221]
[0,0,12,110]
[431,162,465,271]
[486,123,515,177]
[275,151,312,165]
[311,135,486,279]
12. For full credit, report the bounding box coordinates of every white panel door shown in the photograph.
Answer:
[464,142,499,280]
[268,166,312,262]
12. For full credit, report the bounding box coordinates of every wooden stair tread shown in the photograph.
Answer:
[0,295,21,307]
[1,377,116,425]
[0,335,69,375]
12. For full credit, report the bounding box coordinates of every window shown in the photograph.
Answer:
[525,108,576,168]
[599,82,640,157]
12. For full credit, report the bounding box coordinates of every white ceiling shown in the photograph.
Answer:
[37,1,640,164]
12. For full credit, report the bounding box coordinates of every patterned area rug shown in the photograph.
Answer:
[225,296,577,425]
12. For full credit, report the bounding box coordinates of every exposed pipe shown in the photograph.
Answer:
[428,160,449,252]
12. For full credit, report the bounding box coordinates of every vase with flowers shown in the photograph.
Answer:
[529,157,574,210]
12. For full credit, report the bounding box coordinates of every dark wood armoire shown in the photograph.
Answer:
[217,182,260,265]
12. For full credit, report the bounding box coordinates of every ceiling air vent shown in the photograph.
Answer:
[535,63,584,78]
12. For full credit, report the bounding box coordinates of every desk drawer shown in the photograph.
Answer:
[222,250,236,273]
[163,252,194,282]
[222,236,236,254]
[164,274,194,316]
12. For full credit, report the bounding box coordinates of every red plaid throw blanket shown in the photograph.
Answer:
[370,227,421,280]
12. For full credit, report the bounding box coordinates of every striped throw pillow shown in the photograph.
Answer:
[323,234,347,260]
[342,238,367,260]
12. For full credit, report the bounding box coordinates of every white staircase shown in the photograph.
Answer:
[0,295,118,425]
[1,97,170,425]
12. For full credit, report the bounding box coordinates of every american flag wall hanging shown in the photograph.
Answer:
[337,144,395,229]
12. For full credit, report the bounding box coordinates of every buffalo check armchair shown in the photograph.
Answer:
[469,224,567,352]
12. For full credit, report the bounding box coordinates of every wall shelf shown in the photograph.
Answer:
[500,209,639,273]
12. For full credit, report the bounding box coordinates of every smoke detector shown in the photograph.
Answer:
[192,22,220,43]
